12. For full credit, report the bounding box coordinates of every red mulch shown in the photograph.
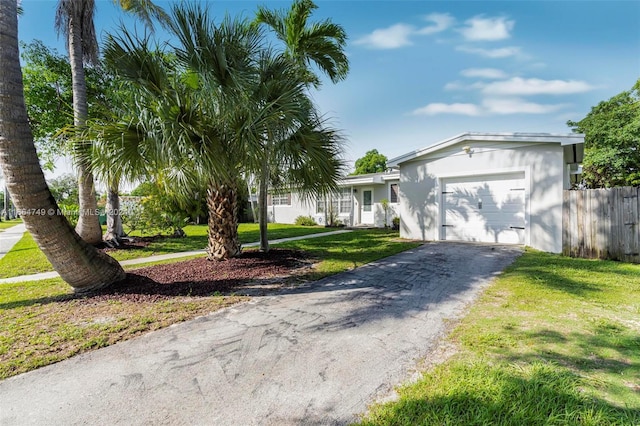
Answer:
[97,236,165,252]
[88,249,313,303]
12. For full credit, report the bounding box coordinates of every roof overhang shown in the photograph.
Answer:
[387,132,585,167]
[338,171,400,186]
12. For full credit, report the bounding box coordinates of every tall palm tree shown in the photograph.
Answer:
[243,51,346,252]
[0,1,125,292]
[55,0,103,244]
[255,0,349,87]
[254,0,350,251]
[55,0,169,245]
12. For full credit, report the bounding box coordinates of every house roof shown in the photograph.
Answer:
[387,132,585,167]
[339,170,400,186]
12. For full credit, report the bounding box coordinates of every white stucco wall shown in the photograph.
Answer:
[267,178,400,228]
[371,183,399,227]
[267,192,354,226]
[268,193,315,224]
[398,141,565,253]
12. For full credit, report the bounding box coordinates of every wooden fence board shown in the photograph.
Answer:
[562,190,570,257]
[562,187,640,263]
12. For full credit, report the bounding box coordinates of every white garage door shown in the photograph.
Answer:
[442,172,526,244]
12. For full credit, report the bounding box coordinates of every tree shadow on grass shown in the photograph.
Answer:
[362,361,639,425]
[501,326,640,386]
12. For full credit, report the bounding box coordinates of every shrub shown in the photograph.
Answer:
[294,215,317,226]
[392,216,400,231]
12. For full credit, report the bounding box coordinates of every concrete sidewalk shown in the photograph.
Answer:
[0,223,26,262]
[0,229,352,284]
[0,242,521,425]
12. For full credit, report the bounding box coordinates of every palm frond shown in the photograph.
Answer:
[55,0,99,65]
[116,0,171,31]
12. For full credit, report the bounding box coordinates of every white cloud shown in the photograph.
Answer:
[444,81,465,91]
[482,77,595,95]
[412,97,570,116]
[444,81,485,91]
[412,103,482,116]
[456,45,521,58]
[354,23,415,49]
[417,13,455,35]
[460,68,508,79]
[482,98,567,114]
[459,16,515,41]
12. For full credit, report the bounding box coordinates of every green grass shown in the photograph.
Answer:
[0,277,247,379]
[0,218,22,231]
[275,228,421,280]
[0,233,52,277]
[0,223,336,278]
[359,249,640,425]
[0,229,418,379]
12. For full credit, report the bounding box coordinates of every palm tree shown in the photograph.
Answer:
[0,1,125,292]
[90,3,345,259]
[55,0,169,245]
[254,0,350,251]
[55,0,103,244]
[255,0,349,87]
[243,51,346,251]
[90,6,258,259]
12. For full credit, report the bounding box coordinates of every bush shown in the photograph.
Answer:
[392,216,400,231]
[294,215,317,226]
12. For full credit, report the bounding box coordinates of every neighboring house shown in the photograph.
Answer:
[267,171,400,227]
[387,132,584,253]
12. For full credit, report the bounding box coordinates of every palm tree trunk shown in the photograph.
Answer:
[4,183,10,220]
[258,159,270,252]
[206,182,241,260]
[68,9,102,244]
[0,1,125,292]
[104,178,124,244]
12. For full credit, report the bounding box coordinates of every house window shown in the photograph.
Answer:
[316,189,352,214]
[339,188,351,213]
[390,183,399,203]
[271,192,291,206]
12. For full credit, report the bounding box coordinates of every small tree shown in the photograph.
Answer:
[380,198,389,227]
[567,79,640,188]
[352,149,387,175]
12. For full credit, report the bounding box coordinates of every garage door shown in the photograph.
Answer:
[442,172,525,244]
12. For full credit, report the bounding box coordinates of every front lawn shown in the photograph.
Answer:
[0,219,22,231]
[359,250,640,425]
[0,229,419,379]
[0,223,335,278]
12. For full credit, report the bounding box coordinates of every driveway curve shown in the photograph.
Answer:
[0,242,521,425]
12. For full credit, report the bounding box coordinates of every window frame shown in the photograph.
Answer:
[270,192,291,206]
[389,183,399,204]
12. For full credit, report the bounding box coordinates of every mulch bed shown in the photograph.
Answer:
[87,249,314,303]
[97,235,166,252]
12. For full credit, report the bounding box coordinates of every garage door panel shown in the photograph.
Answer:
[443,172,525,245]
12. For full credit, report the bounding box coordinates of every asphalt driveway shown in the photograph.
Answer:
[0,242,521,425]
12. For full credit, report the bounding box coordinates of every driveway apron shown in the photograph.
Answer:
[0,242,521,425]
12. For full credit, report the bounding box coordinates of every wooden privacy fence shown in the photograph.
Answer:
[563,187,640,263]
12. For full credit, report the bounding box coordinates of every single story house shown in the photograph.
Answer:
[388,132,584,253]
[268,132,585,254]
[267,171,400,227]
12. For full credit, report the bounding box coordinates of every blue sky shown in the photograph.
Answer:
[17,0,640,173]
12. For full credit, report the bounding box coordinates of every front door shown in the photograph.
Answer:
[360,188,374,225]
